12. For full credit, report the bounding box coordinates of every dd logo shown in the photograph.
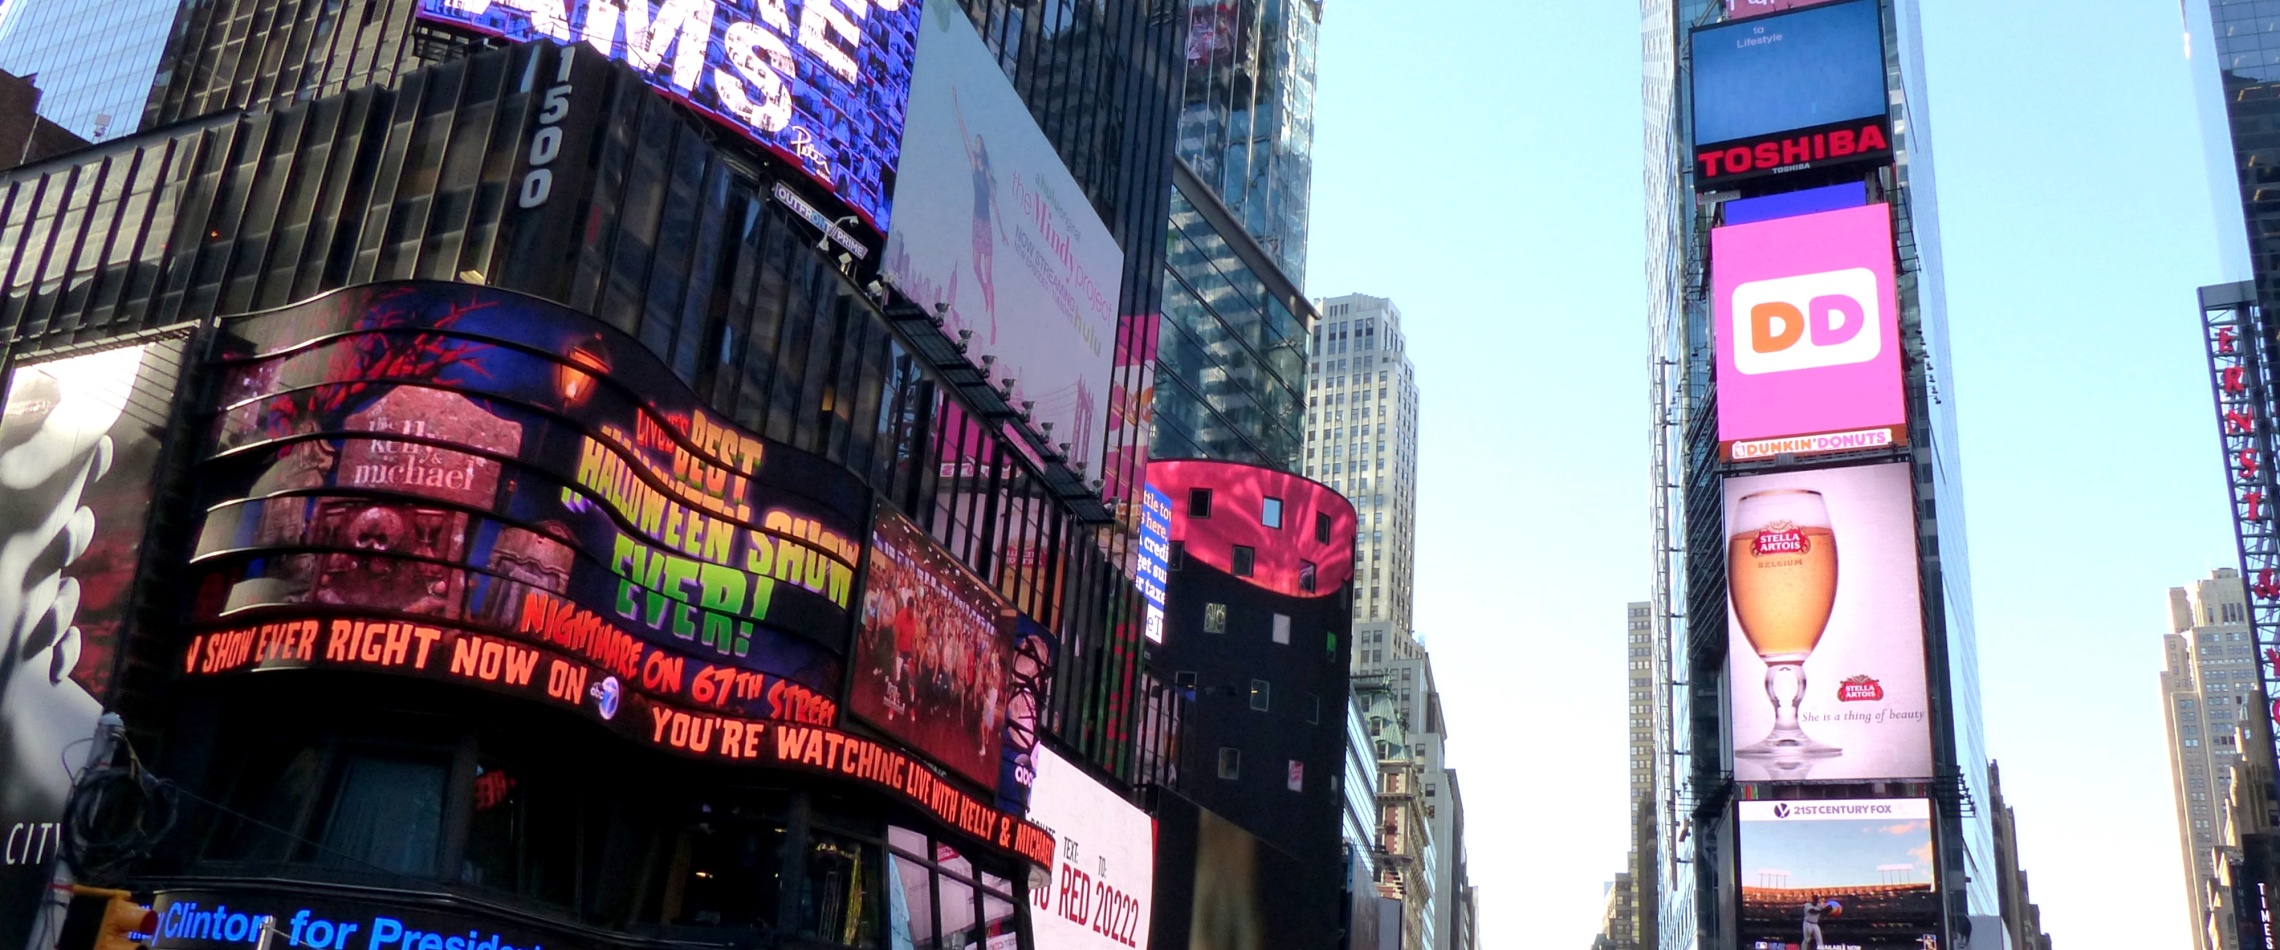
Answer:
[1729,267,1881,375]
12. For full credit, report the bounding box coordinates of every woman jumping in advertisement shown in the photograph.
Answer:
[953,89,1002,345]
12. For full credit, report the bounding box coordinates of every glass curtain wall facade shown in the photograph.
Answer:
[1154,160,1313,471]
[0,0,177,140]
[1175,0,1319,286]
[1649,0,1996,945]
[0,40,1168,787]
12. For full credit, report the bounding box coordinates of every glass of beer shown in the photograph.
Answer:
[1729,488,1842,760]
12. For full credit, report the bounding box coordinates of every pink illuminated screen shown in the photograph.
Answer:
[1711,203,1905,461]
[1146,461,1354,599]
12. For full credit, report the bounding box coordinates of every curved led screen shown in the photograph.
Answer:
[1146,460,1356,600]
[189,281,867,718]
[417,0,922,231]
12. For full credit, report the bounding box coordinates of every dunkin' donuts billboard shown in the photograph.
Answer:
[1712,203,1905,461]
[1724,463,1930,782]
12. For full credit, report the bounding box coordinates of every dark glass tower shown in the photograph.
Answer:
[0,4,1196,949]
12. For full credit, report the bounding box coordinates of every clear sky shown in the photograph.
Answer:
[1740,818,1936,888]
[1302,0,2227,946]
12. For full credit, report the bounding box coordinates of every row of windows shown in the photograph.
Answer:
[184,696,1022,949]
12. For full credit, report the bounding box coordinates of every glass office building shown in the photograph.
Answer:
[0,1,1197,946]
[1175,0,1320,287]
[1153,161,1313,471]
[0,0,176,140]
[1645,1,1997,945]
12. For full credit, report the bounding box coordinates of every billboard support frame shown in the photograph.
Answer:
[2200,281,2280,806]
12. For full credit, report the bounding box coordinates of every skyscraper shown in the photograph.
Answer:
[1646,1,2007,946]
[1176,0,1319,286]
[0,0,176,140]
[1304,293,1420,627]
[0,4,1196,950]
[1153,163,1316,469]
[2164,569,2268,949]
[1150,0,1324,474]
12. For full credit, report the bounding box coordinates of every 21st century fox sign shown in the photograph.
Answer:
[1711,203,1906,462]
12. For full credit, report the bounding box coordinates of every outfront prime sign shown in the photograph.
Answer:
[418,0,922,231]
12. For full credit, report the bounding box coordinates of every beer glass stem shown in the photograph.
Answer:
[1767,661,1807,735]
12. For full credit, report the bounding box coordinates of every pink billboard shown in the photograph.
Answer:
[1724,0,1844,20]
[1712,202,1905,461]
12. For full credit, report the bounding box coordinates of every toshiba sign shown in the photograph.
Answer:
[1691,0,1890,184]
[1695,117,1892,184]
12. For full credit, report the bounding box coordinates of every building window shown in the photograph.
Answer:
[1170,540,1185,570]
[1262,496,1283,529]
[1299,560,1318,593]
[1189,488,1213,517]
[1273,613,1292,645]
[1218,748,1242,780]
[1175,671,1198,695]
[1204,603,1228,633]
[1309,694,1322,725]
[1250,680,1271,712]
[1232,545,1256,577]
[1316,512,1332,543]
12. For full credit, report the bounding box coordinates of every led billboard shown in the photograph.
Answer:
[882,0,1124,483]
[1723,182,1866,226]
[1712,202,1904,461]
[416,0,921,231]
[0,338,184,950]
[1738,799,1940,950]
[1027,747,1154,950]
[1725,463,1930,782]
[1726,0,1846,22]
[1138,485,1172,643]
[190,282,865,720]
[1691,0,1889,184]
[851,507,1018,789]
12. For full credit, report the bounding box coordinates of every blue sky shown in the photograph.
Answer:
[1741,819,1935,889]
[1303,0,2224,946]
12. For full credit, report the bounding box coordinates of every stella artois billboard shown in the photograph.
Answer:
[1725,462,1932,782]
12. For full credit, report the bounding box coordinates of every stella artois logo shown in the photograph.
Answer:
[1838,675,1884,702]
[1751,520,1809,557]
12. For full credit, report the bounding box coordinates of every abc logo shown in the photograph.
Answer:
[1730,268,1880,375]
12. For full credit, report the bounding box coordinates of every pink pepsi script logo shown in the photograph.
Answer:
[1711,203,1905,455]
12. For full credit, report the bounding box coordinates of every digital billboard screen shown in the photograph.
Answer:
[1739,799,1940,950]
[191,282,866,719]
[415,0,921,231]
[882,0,1124,483]
[1026,747,1153,950]
[1726,0,1846,22]
[851,506,1018,789]
[1691,0,1889,183]
[1138,485,1172,643]
[1712,202,1904,461]
[1725,463,1930,783]
[0,338,184,950]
